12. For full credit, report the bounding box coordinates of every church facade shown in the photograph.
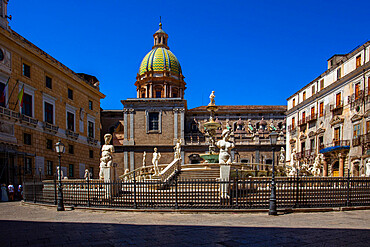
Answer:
[101,23,286,173]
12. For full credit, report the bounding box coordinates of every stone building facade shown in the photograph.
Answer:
[286,41,370,177]
[0,1,105,185]
[101,23,286,174]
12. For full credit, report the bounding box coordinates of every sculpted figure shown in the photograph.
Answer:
[269,119,277,131]
[279,147,285,165]
[84,169,91,180]
[247,119,254,133]
[152,147,161,175]
[142,151,146,167]
[366,161,370,177]
[174,139,182,159]
[56,166,64,180]
[309,154,322,177]
[99,134,115,179]
[216,129,235,164]
[209,91,216,106]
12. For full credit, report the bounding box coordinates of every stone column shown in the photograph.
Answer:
[150,83,153,98]
[323,157,328,177]
[173,108,178,142]
[129,109,134,141]
[123,109,128,140]
[124,151,128,171]
[339,153,344,177]
[164,83,167,98]
[180,108,185,142]
[130,151,135,171]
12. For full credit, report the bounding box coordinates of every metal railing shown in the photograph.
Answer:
[23,176,370,209]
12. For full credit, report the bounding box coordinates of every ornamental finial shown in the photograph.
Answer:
[159,16,162,29]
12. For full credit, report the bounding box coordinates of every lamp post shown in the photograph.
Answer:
[55,140,65,211]
[269,132,278,215]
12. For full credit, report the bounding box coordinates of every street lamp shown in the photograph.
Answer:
[55,140,65,211]
[269,132,278,215]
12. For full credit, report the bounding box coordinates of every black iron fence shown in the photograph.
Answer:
[23,176,370,210]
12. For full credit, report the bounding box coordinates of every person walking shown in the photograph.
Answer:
[18,184,23,200]
[8,183,14,201]
[1,184,8,202]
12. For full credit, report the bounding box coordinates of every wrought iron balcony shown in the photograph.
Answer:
[352,136,363,147]
[348,91,364,107]
[319,139,350,154]
[298,118,307,126]
[330,101,343,111]
[287,125,296,132]
[307,114,317,122]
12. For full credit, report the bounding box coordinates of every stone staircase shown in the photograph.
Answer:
[179,164,220,180]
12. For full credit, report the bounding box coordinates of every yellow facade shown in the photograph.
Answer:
[0,16,105,185]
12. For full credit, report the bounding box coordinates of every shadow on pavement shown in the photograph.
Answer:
[0,220,369,246]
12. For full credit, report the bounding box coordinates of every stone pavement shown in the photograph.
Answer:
[0,202,370,246]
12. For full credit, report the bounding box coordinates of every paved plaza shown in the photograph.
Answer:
[0,202,370,246]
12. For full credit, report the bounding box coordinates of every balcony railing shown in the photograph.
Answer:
[87,137,98,145]
[296,149,315,159]
[298,118,306,126]
[307,114,317,122]
[348,91,364,107]
[20,114,38,127]
[287,125,296,132]
[43,122,59,133]
[0,105,20,120]
[65,129,79,139]
[330,101,343,111]
[352,136,363,147]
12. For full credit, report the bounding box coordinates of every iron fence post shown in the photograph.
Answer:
[175,176,179,209]
[87,175,91,207]
[133,171,137,209]
[346,169,350,207]
[54,175,57,205]
[235,169,239,209]
[294,172,300,208]
[33,176,36,203]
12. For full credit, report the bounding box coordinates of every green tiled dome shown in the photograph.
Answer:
[139,47,182,76]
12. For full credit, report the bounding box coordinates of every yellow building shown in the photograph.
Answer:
[0,1,105,185]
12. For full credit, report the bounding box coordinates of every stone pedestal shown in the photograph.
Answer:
[339,155,344,177]
[220,165,231,199]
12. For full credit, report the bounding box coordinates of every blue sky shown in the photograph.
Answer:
[8,0,370,109]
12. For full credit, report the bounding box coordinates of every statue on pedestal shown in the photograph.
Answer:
[142,151,146,167]
[217,129,235,164]
[174,139,182,159]
[152,147,161,176]
[208,91,215,106]
[99,134,115,180]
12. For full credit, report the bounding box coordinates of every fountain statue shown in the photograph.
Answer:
[152,147,161,176]
[99,133,115,181]
[216,129,235,164]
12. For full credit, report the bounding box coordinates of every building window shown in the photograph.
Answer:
[88,121,94,138]
[0,82,5,107]
[337,67,342,80]
[149,112,159,130]
[68,88,73,100]
[302,91,306,101]
[335,92,342,107]
[67,112,75,131]
[45,76,52,89]
[334,127,341,142]
[292,117,295,129]
[46,139,53,150]
[320,79,324,90]
[302,111,306,122]
[89,167,94,178]
[356,55,361,68]
[155,90,161,98]
[312,85,315,95]
[367,121,370,133]
[310,139,315,151]
[292,98,296,107]
[22,93,32,117]
[355,83,360,100]
[69,164,74,177]
[24,133,31,145]
[46,160,53,176]
[319,102,324,117]
[88,100,93,110]
[25,157,32,174]
[69,144,74,154]
[22,63,30,78]
[89,150,94,158]
[44,102,54,124]
[353,124,361,139]
[311,106,315,117]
